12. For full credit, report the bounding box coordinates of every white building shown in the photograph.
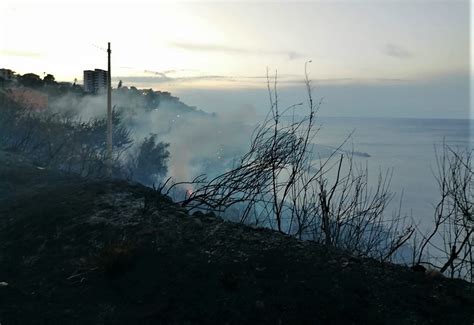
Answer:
[83,69,107,94]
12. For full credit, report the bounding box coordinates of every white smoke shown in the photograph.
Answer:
[48,90,260,183]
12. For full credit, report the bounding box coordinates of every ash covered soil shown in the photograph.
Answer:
[0,150,473,324]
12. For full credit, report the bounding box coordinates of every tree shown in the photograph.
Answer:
[43,74,56,85]
[0,93,134,178]
[143,89,160,109]
[18,73,43,88]
[129,134,170,186]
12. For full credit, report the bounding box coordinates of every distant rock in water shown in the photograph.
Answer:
[352,151,371,158]
[311,144,371,159]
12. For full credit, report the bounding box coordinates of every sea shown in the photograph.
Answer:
[313,116,473,230]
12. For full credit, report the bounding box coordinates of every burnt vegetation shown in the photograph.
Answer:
[0,86,170,182]
[0,68,473,323]
[161,69,473,281]
[1,68,472,281]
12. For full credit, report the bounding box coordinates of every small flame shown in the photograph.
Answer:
[186,188,193,197]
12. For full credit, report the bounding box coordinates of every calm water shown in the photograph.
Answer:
[313,117,473,228]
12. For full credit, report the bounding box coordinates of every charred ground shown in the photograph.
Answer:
[0,150,473,324]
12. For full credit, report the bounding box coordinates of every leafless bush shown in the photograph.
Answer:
[414,143,473,281]
[162,66,413,261]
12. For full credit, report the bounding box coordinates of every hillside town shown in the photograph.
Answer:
[0,67,199,114]
[0,67,110,110]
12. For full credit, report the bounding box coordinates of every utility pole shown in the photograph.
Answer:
[106,42,113,177]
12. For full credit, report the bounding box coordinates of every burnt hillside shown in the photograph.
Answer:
[0,150,473,324]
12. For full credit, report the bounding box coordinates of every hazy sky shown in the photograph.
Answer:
[0,0,470,118]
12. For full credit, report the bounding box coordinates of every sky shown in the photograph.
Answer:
[0,0,471,118]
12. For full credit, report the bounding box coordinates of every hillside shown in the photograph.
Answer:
[2,73,207,120]
[0,150,473,324]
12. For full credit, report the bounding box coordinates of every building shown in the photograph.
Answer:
[83,69,108,94]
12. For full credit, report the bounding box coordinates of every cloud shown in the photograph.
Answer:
[143,69,199,78]
[0,49,42,57]
[170,41,304,60]
[382,43,413,59]
[114,71,302,86]
[112,73,413,89]
[115,75,234,84]
[114,67,413,88]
